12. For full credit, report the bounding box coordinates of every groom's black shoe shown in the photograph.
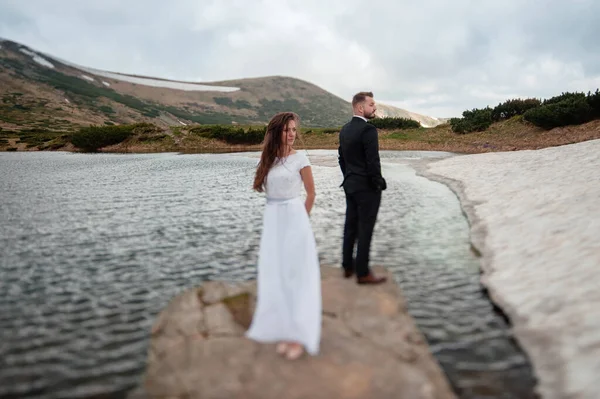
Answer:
[357,273,387,285]
[343,268,354,278]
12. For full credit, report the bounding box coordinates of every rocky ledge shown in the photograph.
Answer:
[128,266,456,399]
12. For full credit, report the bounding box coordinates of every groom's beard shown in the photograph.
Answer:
[365,111,376,119]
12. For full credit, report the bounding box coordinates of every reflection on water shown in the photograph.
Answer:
[0,151,536,399]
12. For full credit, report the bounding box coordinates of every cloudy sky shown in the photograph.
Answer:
[1,0,599,117]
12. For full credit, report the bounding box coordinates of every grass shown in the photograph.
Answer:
[3,116,600,153]
[377,116,600,153]
[1,93,77,132]
[386,131,414,140]
[0,129,71,150]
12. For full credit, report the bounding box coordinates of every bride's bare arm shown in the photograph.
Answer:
[300,166,316,215]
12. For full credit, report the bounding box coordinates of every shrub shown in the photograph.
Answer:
[15,129,67,148]
[99,105,115,115]
[492,98,541,121]
[190,125,266,145]
[451,89,600,133]
[71,125,135,151]
[587,89,600,117]
[449,117,468,133]
[543,92,586,106]
[523,96,594,129]
[213,97,234,106]
[450,107,493,133]
[370,117,420,129]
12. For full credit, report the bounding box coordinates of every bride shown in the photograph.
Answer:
[245,112,322,360]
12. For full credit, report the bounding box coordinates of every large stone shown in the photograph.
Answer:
[150,288,205,359]
[200,281,255,305]
[144,336,256,398]
[131,265,456,399]
[204,302,245,336]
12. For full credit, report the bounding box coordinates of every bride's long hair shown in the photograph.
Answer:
[253,112,300,192]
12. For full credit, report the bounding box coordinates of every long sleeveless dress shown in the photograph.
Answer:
[245,151,322,355]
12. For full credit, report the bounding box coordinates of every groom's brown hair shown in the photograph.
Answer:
[352,91,374,107]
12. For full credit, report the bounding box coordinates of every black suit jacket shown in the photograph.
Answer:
[338,117,386,194]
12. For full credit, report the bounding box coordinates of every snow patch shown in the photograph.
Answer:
[43,54,239,92]
[87,70,239,92]
[32,55,55,69]
[425,139,600,399]
[81,74,95,82]
[102,81,110,87]
[33,55,54,68]
[19,48,35,57]
[19,47,55,68]
[178,120,187,126]
[65,98,70,103]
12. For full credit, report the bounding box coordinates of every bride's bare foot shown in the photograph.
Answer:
[276,342,288,355]
[285,343,305,360]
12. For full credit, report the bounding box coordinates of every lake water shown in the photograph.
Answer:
[0,151,536,399]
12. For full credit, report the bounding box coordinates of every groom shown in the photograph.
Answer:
[338,91,387,285]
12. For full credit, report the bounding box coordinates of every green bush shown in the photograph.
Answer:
[15,129,67,148]
[492,98,541,121]
[370,117,420,129]
[99,105,115,115]
[190,125,266,145]
[523,96,594,129]
[213,97,234,106]
[451,89,600,133]
[587,89,600,117]
[71,125,135,151]
[543,92,586,106]
[450,107,493,133]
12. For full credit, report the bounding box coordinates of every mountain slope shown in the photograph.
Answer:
[374,103,442,128]
[0,39,440,131]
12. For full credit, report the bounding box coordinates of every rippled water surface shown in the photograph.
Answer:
[0,151,536,398]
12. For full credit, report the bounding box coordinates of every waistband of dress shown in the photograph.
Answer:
[266,196,301,204]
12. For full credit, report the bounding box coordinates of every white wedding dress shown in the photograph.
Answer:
[245,151,322,355]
